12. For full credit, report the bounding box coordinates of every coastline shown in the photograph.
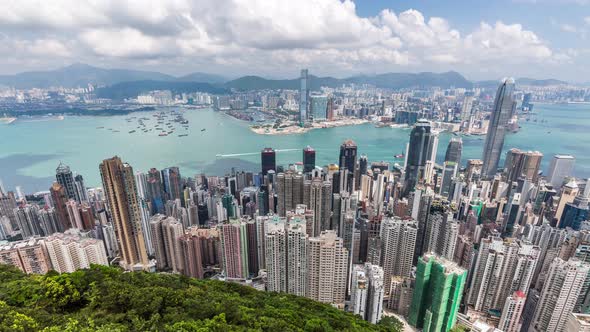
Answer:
[250,118,370,135]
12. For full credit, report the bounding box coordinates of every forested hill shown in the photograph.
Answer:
[0,264,401,331]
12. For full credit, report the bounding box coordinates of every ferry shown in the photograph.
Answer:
[159,133,167,137]
[394,153,404,159]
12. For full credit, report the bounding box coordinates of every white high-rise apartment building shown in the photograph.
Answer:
[349,263,384,324]
[286,218,307,296]
[468,236,540,312]
[264,217,308,296]
[350,265,368,319]
[43,231,108,273]
[380,217,417,284]
[498,290,527,332]
[265,218,286,292]
[306,230,348,308]
[532,258,590,332]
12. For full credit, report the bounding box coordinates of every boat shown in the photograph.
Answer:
[96,126,104,129]
[128,130,136,134]
[201,128,206,132]
[178,134,188,137]
[394,153,404,159]
[159,133,167,136]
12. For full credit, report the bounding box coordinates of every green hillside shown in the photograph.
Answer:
[0,264,401,331]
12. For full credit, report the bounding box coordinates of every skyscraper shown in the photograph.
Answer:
[303,178,332,235]
[149,214,184,273]
[532,258,590,332]
[49,182,70,232]
[299,69,309,126]
[306,230,347,308]
[264,216,308,296]
[99,156,151,271]
[261,148,276,176]
[161,167,182,202]
[339,139,357,192]
[380,217,417,282]
[498,290,527,332]
[219,219,249,279]
[303,146,316,173]
[482,78,516,178]
[403,119,435,196]
[276,171,303,217]
[461,95,474,123]
[350,263,385,324]
[503,148,543,183]
[178,232,205,279]
[310,95,328,121]
[444,137,462,164]
[56,162,76,200]
[555,179,579,222]
[559,195,589,230]
[408,254,467,332]
[468,236,540,312]
[547,154,575,188]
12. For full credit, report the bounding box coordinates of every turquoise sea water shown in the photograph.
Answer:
[1,103,589,192]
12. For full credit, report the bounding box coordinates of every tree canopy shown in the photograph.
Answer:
[0,264,401,331]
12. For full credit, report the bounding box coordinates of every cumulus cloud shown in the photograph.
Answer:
[0,0,567,77]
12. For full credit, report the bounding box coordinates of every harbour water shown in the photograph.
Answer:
[1,103,589,192]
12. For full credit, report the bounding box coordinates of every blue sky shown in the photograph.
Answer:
[0,0,588,81]
[356,0,588,49]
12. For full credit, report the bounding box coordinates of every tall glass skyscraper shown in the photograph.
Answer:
[261,148,276,175]
[444,137,462,164]
[299,69,309,126]
[403,119,435,196]
[310,95,327,121]
[339,139,357,192]
[303,146,316,173]
[482,78,516,178]
[56,162,76,200]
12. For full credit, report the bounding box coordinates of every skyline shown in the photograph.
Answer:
[1,1,590,81]
[3,2,590,331]
[2,65,590,330]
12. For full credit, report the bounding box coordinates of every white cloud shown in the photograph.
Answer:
[0,0,572,78]
[0,37,70,57]
[560,24,578,32]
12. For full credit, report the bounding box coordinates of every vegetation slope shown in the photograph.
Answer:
[0,264,401,331]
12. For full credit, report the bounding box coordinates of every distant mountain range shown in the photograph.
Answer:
[0,63,573,100]
[96,80,227,100]
[224,71,473,90]
[0,63,227,89]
